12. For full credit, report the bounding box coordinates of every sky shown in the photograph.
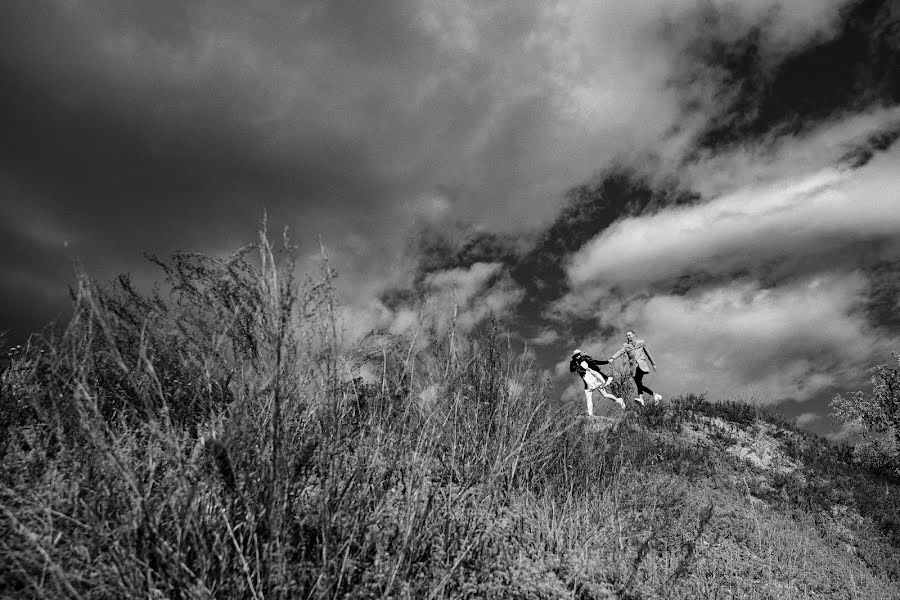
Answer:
[2,0,898,437]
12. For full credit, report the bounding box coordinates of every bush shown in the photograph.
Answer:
[831,352,900,475]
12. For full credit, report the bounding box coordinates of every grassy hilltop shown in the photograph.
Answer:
[2,238,899,599]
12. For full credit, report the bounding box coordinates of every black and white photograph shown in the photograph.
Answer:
[2,1,899,597]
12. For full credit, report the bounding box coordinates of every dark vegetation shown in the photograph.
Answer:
[2,231,898,599]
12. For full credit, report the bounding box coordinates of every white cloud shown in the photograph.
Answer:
[423,262,524,332]
[530,328,561,346]
[795,412,818,427]
[567,146,900,291]
[682,106,900,197]
[337,261,524,349]
[585,272,900,403]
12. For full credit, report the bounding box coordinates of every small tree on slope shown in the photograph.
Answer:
[831,351,900,473]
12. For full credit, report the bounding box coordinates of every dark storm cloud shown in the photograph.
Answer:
[0,0,863,279]
[0,0,445,340]
[675,0,899,153]
[0,1,407,229]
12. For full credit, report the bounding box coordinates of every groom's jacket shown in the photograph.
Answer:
[611,341,655,372]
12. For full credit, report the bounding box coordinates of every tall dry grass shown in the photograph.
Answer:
[3,228,895,599]
[0,229,705,599]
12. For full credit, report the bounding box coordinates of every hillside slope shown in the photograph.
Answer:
[4,377,898,598]
[585,398,900,598]
[2,250,899,599]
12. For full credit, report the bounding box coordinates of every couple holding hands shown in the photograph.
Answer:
[569,329,662,417]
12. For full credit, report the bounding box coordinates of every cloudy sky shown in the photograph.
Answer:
[2,0,898,435]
